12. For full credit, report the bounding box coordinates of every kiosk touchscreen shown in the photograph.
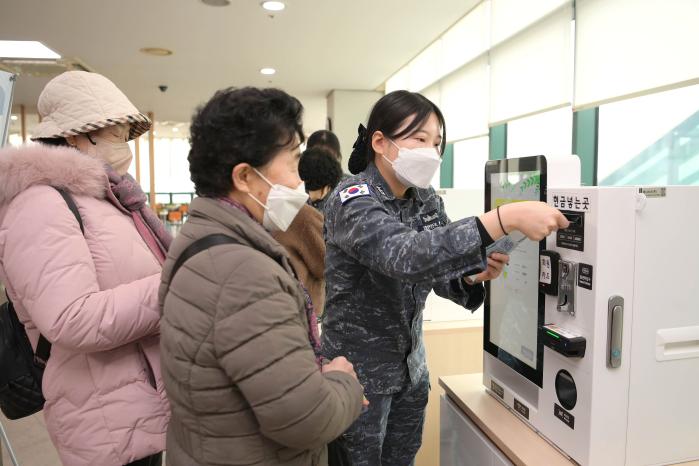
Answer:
[484,156,546,387]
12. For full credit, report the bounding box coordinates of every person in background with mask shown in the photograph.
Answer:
[159,87,365,466]
[321,90,569,465]
[0,71,170,466]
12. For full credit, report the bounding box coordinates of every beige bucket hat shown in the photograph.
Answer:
[31,71,151,141]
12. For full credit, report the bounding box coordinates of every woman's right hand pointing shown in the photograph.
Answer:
[500,201,570,241]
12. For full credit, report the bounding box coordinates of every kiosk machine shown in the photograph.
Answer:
[483,155,699,466]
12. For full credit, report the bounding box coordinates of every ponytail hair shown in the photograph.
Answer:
[348,124,369,174]
[347,90,446,175]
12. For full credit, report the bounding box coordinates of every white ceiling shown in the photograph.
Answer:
[1,0,479,134]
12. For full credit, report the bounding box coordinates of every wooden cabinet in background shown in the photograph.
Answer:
[416,320,484,466]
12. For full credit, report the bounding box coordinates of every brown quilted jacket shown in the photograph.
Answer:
[159,197,363,466]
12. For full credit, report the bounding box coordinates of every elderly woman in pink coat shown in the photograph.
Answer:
[0,71,170,466]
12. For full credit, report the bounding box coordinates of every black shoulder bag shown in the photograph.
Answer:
[0,188,83,419]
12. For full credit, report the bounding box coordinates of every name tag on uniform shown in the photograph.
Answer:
[340,184,370,204]
[419,210,444,231]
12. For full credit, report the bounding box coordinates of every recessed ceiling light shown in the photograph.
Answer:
[10,115,18,121]
[0,41,60,59]
[260,67,276,75]
[261,1,285,12]
[172,127,180,132]
[201,0,231,6]
[139,47,173,57]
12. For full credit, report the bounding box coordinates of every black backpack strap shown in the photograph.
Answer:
[34,333,51,367]
[169,234,240,283]
[54,187,84,235]
[30,188,84,366]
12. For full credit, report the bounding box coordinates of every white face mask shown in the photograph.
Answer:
[248,168,309,232]
[86,135,133,175]
[383,140,441,189]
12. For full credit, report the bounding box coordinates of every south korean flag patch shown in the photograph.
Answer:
[339,184,370,204]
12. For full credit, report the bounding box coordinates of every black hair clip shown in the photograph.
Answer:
[352,123,368,154]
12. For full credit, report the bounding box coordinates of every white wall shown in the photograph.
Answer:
[506,106,573,158]
[327,90,382,172]
[298,94,328,139]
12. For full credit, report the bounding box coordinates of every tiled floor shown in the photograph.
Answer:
[0,413,61,466]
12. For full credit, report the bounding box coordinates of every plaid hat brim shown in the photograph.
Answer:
[34,112,152,141]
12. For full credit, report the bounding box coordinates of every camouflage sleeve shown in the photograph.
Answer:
[327,191,486,284]
[433,278,486,311]
[431,195,486,311]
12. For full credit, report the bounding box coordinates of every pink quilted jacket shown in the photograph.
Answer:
[0,144,169,466]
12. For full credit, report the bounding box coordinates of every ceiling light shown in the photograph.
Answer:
[0,41,60,59]
[260,68,276,75]
[201,0,231,6]
[10,115,18,121]
[172,127,180,132]
[140,47,173,57]
[261,1,285,11]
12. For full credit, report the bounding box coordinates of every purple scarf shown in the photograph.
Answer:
[104,166,172,263]
[300,284,323,367]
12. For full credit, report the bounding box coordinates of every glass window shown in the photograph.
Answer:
[489,6,573,124]
[507,106,573,159]
[441,56,489,142]
[598,84,699,186]
[130,134,151,192]
[491,0,569,47]
[7,111,39,147]
[8,133,23,147]
[408,39,444,92]
[172,193,194,204]
[155,193,173,205]
[575,0,699,108]
[453,136,489,190]
[442,1,490,76]
[153,137,194,194]
[0,70,14,146]
[127,135,194,194]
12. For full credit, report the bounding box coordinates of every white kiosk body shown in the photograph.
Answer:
[483,156,699,466]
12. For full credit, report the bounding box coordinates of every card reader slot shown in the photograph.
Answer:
[543,324,586,358]
[563,212,583,227]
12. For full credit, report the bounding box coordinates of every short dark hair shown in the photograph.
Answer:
[299,147,343,191]
[188,87,305,197]
[348,90,446,174]
[307,130,341,161]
